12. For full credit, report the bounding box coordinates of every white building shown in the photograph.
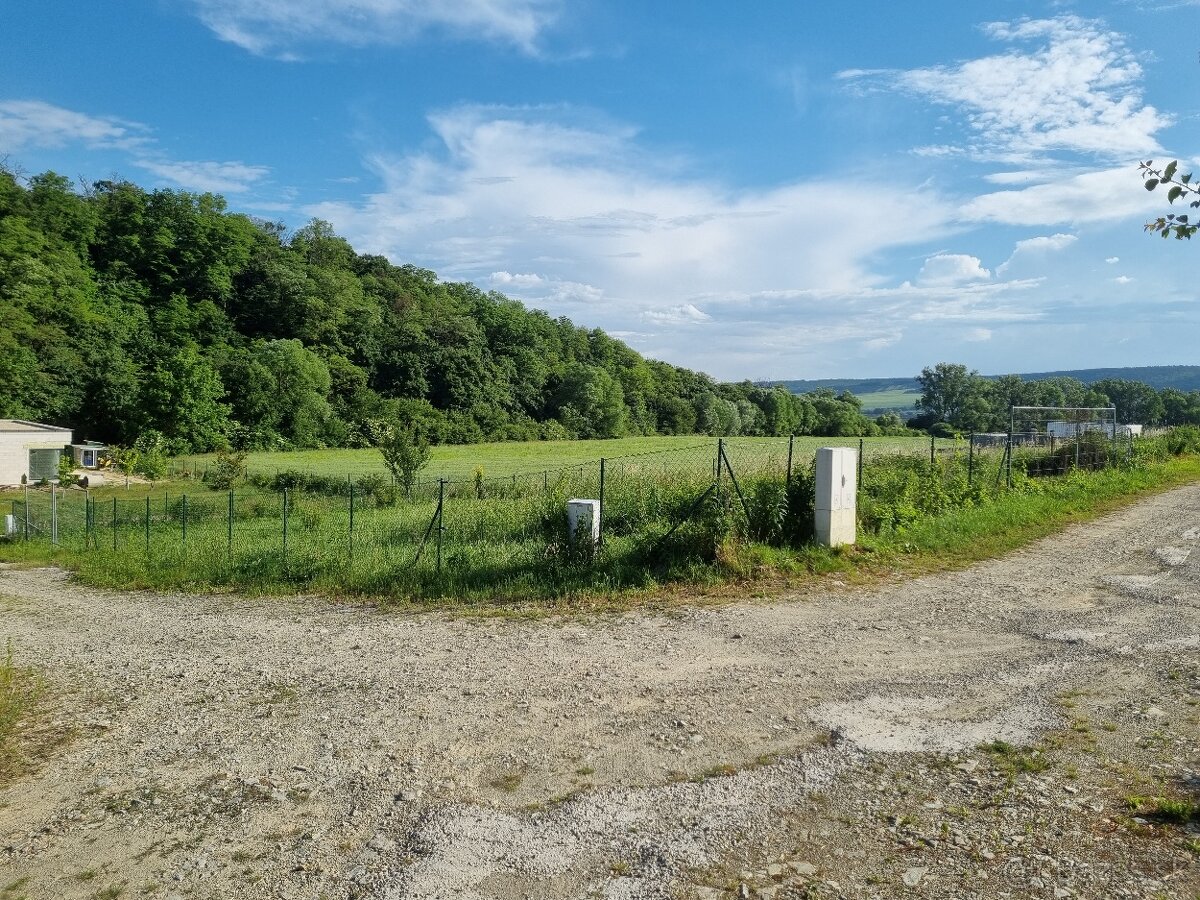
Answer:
[0,420,74,485]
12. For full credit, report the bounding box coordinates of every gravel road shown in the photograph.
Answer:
[2,484,1199,899]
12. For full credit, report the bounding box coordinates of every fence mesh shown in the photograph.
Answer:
[2,430,1140,598]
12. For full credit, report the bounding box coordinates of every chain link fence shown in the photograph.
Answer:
[3,431,1138,599]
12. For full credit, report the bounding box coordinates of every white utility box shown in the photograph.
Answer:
[3,514,15,537]
[567,498,600,547]
[814,447,857,547]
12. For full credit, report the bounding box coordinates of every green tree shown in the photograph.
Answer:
[916,363,981,428]
[374,422,431,495]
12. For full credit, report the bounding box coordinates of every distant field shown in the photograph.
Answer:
[175,435,944,483]
[855,389,920,411]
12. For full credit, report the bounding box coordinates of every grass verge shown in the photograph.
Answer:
[0,642,50,784]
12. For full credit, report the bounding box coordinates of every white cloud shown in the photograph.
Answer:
[641,303,712,325]
[307,104,956,318]
[841,15,1168,161]
[916,253,991,286]
[0,100,147,152]
[962,165,1161,225]
[1106,256,1120,263]
[996,232,1077,274]
[1115,275,1134,284]
[965,327,994,342]
[189,0,561,56]
[488,270,604,304]
[0,99,272,196]
[135,158,270,193]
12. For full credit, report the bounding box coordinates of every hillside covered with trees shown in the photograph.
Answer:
[0,170,897,453]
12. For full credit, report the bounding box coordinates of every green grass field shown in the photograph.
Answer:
[855,389,920,411]
[174,434,945,482]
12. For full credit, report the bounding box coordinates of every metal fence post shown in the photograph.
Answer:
[716,438,723,501]
[227,490,234,556]
[51,488,58,546]
[598,458,606,550]
[282,488,289,568]
[112,497,117,551]
[436,478,445,573]
[348,482,355,560]
[930,435,936,467]
[182,494,188,548]
[968,434,975,486]
[23,484,29,540]
[858,438,864,493]
[145,496,151,553]
[786,435,794,488]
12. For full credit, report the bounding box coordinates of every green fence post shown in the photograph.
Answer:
[282,488,289,569]
[182,494,188,548]
[598,458,606,550]
[145,496,151,553]
[858,438,864,493]
[227,490,234,556]
[348,482,355,560]
[112,497,117,551]
[786,435,794,487]
[968,434,975,486]
[436,479,445,573]
[24,484,30,541]
[930,435,936,467]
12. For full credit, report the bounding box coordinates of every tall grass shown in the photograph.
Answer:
[3,433,1197,606]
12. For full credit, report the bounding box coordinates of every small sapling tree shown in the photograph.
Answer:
[107,445,141,488]
[374,422,430,496]
[132,431,168,482]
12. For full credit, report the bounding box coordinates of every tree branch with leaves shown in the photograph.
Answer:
[1140,159,1200,239]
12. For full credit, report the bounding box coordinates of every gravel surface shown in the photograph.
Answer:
[1,484,1199,899]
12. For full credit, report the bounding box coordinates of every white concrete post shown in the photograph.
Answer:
[567,499,601,548]
[814,447,857,547]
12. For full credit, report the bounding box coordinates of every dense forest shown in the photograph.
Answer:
[0,170,897,453]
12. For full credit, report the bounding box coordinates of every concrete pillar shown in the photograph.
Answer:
[815,447,857,547]
[567,499,600,547]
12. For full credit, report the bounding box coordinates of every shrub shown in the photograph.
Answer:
[206,450,247,490]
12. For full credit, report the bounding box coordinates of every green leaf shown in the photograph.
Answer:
[1145,179,1160,191]
[1183,173,1192,185]
[1169,185,1184,203]
[1164,160,1178,181]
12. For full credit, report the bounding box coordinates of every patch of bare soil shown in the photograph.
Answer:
[1,485,1199,899]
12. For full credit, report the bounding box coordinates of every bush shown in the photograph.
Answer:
[206,450,247,490]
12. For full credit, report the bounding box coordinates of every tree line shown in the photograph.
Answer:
[0,169,906,453]
[914,363,1200,433]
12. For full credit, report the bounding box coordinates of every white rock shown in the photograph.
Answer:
[902,867,927,887]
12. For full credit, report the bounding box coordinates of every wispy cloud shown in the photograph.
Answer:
[962,165,1160,225]
[137,158,269,193]
[641,303,713,325]
[308,104,956,316]
[188,0,562,57]
[0,100,148,152]
[841,15,1167,161]
[0,98,270,195]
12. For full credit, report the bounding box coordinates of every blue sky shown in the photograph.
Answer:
[2,1,1198,381]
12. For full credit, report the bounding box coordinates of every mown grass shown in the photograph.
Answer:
[172,435,947,482]
[1,436,1197,611]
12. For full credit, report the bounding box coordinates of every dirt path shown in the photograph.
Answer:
[2,485,1200,899]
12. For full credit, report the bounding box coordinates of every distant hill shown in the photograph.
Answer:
[765,366,1200,412]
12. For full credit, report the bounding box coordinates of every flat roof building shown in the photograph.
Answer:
[0,420,74,485]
